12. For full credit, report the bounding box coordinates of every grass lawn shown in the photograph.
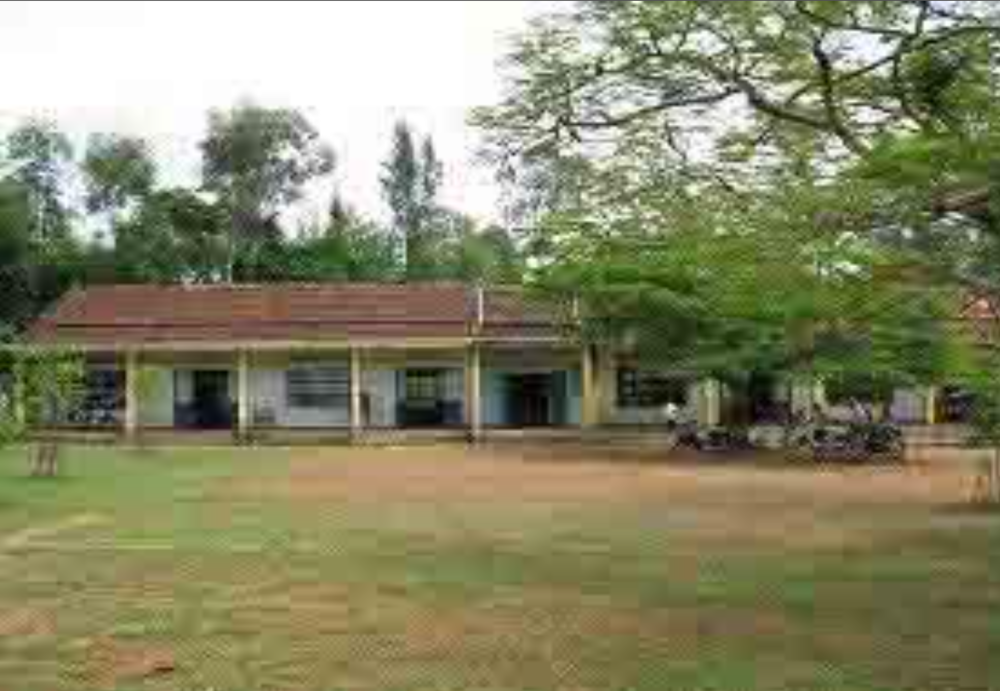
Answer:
[0,443,999,691]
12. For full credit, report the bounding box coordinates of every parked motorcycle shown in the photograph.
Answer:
[788,419,905,463]
[674,421,751,453]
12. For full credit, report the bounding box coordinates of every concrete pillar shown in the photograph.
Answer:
[350,347,363,438]
[597,349,615,423]
[925,386,939,425]
[125,350,139,440]
[791,380,816,421]
[581,345,597,428]
[698,379,722,427]
[465,344,483,441]
[11,372,26,428]
[814,380,828,408]
[237,350,250,441]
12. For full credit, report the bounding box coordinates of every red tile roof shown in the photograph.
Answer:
[26,283,570,347]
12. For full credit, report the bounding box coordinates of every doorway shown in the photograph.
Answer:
[506,373,565,427]
[399,369,448,427]
[727,373,787,425]
[191,370,232,429]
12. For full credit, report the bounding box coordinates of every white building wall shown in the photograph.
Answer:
[891,388,927,423]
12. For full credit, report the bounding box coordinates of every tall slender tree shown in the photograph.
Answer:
[381,120,446,279]
[200,102,335,281]
[3,120,74,242]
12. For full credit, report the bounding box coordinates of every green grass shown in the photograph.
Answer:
[0,445,998,691]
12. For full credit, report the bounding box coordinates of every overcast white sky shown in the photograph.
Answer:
[0,1,551,225]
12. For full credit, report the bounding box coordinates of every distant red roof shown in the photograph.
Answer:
[27,283,571,348]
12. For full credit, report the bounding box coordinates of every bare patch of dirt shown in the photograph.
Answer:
[81,637,176,686]
[0,608,55,639]
[225,444,974,516]
[217,444,991,559]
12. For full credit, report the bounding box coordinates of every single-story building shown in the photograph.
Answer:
[10,282,955,443]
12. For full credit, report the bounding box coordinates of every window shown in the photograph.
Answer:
[85,370,125,408]
[405,369,444,403]
[616,368,688,408]
[65,369,125,426]
[286,365,349,409]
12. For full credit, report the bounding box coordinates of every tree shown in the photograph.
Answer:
[536,176,963,397]
[454,225,525,284]
[280,197,402,282]
[200,102,335,281]
[428,210,525,284]
[381,121,445,279]
[3,120,75,242]
[963,357,1000,504]
[477,1,996,473]
[131,364,166,451]
[0,346,85,477]
[1,121,97,327]
[112,188,227,284]
[474,1,1000,199]
[0,180,34,338]
[83,133,157,223]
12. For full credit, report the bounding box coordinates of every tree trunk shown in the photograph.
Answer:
[992,448,1000,504]
[29,441,61,478]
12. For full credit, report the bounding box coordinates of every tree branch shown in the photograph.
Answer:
[809,32,870,155]
[562,88,739,130]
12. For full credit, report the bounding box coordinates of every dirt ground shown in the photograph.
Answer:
[0,443,997,691]
[236,442,976,508]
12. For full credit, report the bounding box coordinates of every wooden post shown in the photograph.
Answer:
[125,350,139,441]
[466,344,482,441]
[350,347,363,439]
[237,350,250,441]
[581,345,597,428]
[925,386,939,426]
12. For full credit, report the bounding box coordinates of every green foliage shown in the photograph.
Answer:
[0,97,523,319]
[200,102,336,281]
[381,120,446,279]
[112,188,228,284]
[476,0,999,399]
[282,202,403,282]
[82,133,157,218]
[539,181,962,390]
[3,120,74,241]
[475,1,1000,198]
[452,224,525,284]
[0,347,85,445]
[0,180,33,338]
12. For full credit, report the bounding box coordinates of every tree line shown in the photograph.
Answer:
[0,104,524,338]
